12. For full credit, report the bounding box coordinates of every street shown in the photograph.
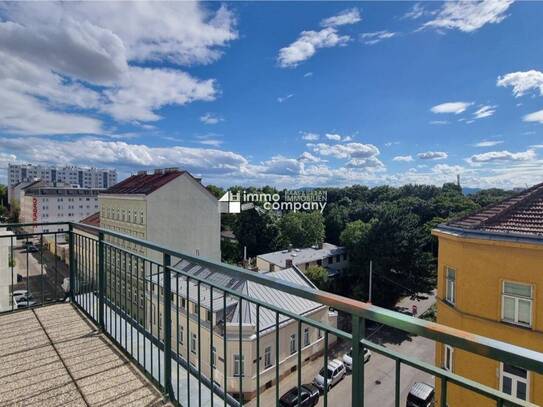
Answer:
[249,292,436,407]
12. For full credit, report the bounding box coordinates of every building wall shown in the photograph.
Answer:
[148,292,337,399]
[0,229,15,312]
[434,231,543,406]
[256,252,349,274]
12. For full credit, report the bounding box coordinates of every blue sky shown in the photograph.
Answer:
[1,1,543,189]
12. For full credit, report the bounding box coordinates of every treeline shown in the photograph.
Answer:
[210,183,514,307]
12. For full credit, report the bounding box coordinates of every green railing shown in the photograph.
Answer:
[1,221,542,407]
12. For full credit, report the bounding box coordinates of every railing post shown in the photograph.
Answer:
[163,253,174,400]
[352,315,365,407]
[68,224,75,302]
[98,231,105,330]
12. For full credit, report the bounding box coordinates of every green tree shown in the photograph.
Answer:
[221,239,242,264]
[233,209,279,258]
[305,265,328,290]
[206,184,225,199]
[324,204,349,244]
[277,211,325,248]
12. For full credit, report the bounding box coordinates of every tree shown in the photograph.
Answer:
[305,266,328,290]
[277,211,325,248]
[206,184,225,199]
[233,209,279,258]
[324,204,349,245]
[221,239,242,264]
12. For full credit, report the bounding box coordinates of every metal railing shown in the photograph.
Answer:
[1,221,542,407]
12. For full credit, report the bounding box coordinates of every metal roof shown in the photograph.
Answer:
[257,243,346,268]
[101,170,184,195]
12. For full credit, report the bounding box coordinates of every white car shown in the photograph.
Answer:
[313,359,346,391]
[342,347,371,371]
[12,290,30,301]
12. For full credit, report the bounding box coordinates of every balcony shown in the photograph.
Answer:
[1,222,542,407]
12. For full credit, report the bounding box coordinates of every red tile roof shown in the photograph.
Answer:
[80,211,100,227]
[102,170,184,195]
[448,181,543,236]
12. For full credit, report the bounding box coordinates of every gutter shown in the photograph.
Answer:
[434,224,543,246]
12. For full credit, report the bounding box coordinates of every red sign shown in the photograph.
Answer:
[32,197,38,222]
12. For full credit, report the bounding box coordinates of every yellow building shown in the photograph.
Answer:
[433,184,543,406]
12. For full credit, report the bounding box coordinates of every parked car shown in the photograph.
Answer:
[342,347,371,371]
[16,299,37,309]
[12,289,30,301]
[279,384,320,407]
[406,382,435,407]
[25,245,39,253]
[313,359,346,392]
[15,293,34,303]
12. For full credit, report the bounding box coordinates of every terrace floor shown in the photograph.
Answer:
[0,303,169,407]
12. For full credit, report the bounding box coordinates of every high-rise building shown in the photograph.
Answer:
[8,163,117,190]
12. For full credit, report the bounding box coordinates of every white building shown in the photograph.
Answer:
[0,228,15,312]
[256,243,349,277]
[20,182,101,235]
[8,164,117,201]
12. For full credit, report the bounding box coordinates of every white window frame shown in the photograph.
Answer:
[304,327,310,347]
[233,354,244,377]
[443,345,453,372]
[445,266,456,305]
[501,281,533,328]
[264,346,272,369]
[289,334,296,355]
[500,363,529,402]
[211,346,217,369]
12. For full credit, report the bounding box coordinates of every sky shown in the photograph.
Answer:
[1,1,543,189]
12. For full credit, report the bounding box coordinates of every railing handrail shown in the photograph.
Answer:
[4,220,543,376]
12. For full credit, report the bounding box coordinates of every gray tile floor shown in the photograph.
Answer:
[0,303,169,407]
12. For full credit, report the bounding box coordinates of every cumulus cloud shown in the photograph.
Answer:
[312,142,380,160]
[301,132,319,141]
[468,149,536,164]
[320,8,361,27]
[422,0,514,32]
[360,31,396,45]
[200,113,223,125]
[523,110,543,124]
[277,28,350,68]
[430,102,472,114]
[498,70,543,97]
[298,152,323,163]
[417,151,448,160]
[393,155,414,162]
[0,2,237,134]
[473,105,496,119]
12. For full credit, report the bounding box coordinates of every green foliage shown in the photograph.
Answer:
[277,211,325,248]
[305,265,328,290]
[221,239,242,264]
[233,209,280,258]
[206,184,225,199]
[470,188,515,208]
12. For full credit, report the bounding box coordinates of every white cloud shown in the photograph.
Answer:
[497,70,543,97]
[259,155,303,176]
[277,27,350,68]
[417,151,448,160]
[473,140,504,147]
[360,31,396,45]
[431,102,472,114]
[325,133,342,141]
[304,72,313,78]
[468,149,536,164]
[523,110,543,124]
[277,94,294,103]
[393,155,414,162]
[200,113,223,125]
[422,0,514,33]
[402,3,429,20]
[195,134,223,147]
[301,132,319,141]
[429,120,450,125]
[320,8,361,27]
[0,2,236,133]
[298,151,323,163]
[473,105,496,119]
[312,142,380,160]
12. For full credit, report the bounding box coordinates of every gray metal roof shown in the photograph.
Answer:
[148,259,323,333]
[257,243,345,268]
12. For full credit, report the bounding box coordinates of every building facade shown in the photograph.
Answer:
[8,164,117,195]
[147,263,337,401]
[432,183,543,406]
[256,243,348,277]
[20,183,101,235]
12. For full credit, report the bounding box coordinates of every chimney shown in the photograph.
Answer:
[137,170,146,175]
[164,167,179,173]
[154,168,164,175]
[286,258,293,267]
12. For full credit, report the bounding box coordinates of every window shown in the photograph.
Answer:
[502,281,532,327]
[207,310,213,323]
[289,334,296,355]
[445,267,456,305]
[178,325,184,345]
[318,329,323,339]
[328,256,334,265]
[211,346,217,368]
[336,254,341,262]
[304,328,310,346]
[191,333,197,354]
[264,346,272,369]
[501,363,529,401]
[443,345,453,372]
[234,354,244,377]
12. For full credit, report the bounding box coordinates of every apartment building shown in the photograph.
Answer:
[432,183,543,406]
[8,164,116,202]
[19,182,101,236]
[256,243,348,277]
[147,261,337,401]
